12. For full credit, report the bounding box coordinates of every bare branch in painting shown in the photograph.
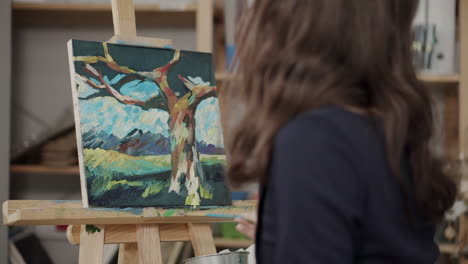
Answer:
[102,42,114,62]
[74,43,136,75]
[76,73,105,89]
[74,55,136,75]
[178,75,195,91]
[81,64,148,107]
[74,44,183,111]
[152,50,182,110]
[190,86,217,110]
[177,75,218,110]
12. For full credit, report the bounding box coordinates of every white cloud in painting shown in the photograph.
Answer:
[195,97,224,147]
[79,97,169,138]
[77,74,223,146]
[77,76,169,139]
[188,76,211,86]
[120,79,160,100]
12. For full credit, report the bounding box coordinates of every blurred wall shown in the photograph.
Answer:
[0,1,12,263]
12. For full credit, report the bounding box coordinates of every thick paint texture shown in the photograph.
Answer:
[70,40,231,207]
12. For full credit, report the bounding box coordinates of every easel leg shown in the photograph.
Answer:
[118,243,138,264]
[188,223,217,256]
[137,224,163,264]
[79,225,105,264]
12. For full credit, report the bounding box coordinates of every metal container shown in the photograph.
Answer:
[184,251,250,264]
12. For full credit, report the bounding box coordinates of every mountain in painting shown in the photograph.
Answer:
[82,129,120,150]
[117,128,170,156]
[82,128,224,157]
[82,128,171,156]
[196,140,225,155]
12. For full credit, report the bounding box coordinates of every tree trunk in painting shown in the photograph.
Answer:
[76,46,217,206]
[168,109,202,205]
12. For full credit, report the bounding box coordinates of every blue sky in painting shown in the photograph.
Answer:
[77,75,223,146]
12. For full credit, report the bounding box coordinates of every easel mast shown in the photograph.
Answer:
[108,0,213,52]
[111,0,137,37]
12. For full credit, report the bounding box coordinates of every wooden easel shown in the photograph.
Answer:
[3,200,256,264]
[2,1,256,263]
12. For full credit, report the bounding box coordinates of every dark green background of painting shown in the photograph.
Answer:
[71,39,231,208]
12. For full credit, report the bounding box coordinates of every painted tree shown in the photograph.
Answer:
[74,43,218,206]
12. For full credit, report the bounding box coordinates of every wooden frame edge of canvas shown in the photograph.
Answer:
[107,35,174,48]
[67,40,89,208]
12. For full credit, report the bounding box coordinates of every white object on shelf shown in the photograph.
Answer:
[414,0,456,75]
[445,200,467,221]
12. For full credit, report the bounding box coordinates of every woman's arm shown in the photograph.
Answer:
[235,212,257,241]
[265,116,364,263]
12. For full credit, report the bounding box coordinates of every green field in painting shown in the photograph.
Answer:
[83,148,229,207]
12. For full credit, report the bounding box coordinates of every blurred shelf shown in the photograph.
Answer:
[214,238,253,249]
[12,2,201,27]
[11,165,79,175]
[216,73,460,87]
[418,74,460,86]
[439,243,460,254]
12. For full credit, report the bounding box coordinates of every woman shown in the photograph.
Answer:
[224,0,457,263]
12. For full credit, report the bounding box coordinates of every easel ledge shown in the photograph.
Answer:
[2,200,256,226]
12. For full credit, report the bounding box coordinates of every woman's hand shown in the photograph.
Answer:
[234,212,257,241]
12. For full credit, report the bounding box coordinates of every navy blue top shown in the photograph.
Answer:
[256,105,438,264]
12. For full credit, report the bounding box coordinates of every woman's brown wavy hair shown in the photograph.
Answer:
[222,0,457,221]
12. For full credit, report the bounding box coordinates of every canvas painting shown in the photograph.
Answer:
[68,39,231,208]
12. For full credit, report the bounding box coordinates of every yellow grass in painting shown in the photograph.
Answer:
[84,149,223,171]
[200,154,226,165]
[142,181,168,198]
[84,148,226,198]
[107,180,145,190]
[200,184,214,199]
[83,148,172,175]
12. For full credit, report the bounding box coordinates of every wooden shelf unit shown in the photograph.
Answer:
[10,165,79,175]
[12,2,211,27]
[418,74,460,86]
[213,238,253,249]
[216,73,460,86]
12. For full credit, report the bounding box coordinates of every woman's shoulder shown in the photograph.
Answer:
[271,105,372,198]
[272,105,382,189]
[276,105,374,147]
